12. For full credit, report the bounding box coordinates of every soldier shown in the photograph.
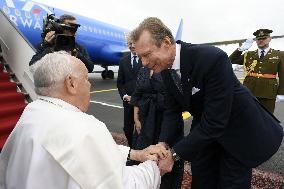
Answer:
[229,29,284,112]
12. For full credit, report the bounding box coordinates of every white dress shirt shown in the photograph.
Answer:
[0,96,160,189]
[171,44,181,77]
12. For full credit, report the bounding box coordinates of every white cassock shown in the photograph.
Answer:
[0,97,161,189]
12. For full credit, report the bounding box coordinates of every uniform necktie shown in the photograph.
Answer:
[260,50,265,59]
[133,55,138,71]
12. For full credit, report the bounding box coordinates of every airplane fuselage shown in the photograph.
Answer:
[1,0,129,78]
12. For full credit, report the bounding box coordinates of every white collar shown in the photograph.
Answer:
[38,96,81,112]
[131,52,137,59]
[258,47,270,55]
[171,44,181,70]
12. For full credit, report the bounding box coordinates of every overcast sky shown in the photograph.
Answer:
[33,0,284,52]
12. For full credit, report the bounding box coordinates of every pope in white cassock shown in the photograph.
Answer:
[0,52,173,189]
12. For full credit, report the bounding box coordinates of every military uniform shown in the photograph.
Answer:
[230,47,284,112]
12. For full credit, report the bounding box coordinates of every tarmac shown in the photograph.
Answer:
[87,70,284,176]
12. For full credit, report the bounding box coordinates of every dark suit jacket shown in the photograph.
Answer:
[161,41,283,167]
[117,53,142,105]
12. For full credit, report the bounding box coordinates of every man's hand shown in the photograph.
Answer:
[157,142,169,149]
[44,31,56,44]
[239,38,254,51]
[123,96,131,102]
[130,144,168,162]
[158,150,174,176]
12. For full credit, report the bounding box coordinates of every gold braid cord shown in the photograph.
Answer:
[243,52,257,74]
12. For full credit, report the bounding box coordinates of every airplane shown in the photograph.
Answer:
[0,0,184,80]
[0,0,129,79]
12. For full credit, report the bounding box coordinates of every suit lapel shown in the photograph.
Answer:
[134,58,143,74]
[179,41,193,109]
[125,53,137,78]
[126,53,133,71]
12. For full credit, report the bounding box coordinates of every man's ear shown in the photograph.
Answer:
[65,75,77,95]
[163,36,172,47]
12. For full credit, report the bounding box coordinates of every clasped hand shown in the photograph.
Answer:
[132,143,175,176]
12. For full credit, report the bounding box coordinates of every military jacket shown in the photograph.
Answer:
[229,48,284,99]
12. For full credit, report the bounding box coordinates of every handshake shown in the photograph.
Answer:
[130,143,175,176]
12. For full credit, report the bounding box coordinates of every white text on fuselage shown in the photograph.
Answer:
[2,5,43,30]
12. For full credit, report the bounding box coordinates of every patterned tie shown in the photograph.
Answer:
[132,55,138,71]
[260,50,265,59]
[170,69,183,93]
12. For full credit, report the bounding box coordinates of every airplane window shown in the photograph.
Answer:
[93,28,97,33]
[89,26,93,32]
[83,26,87,31]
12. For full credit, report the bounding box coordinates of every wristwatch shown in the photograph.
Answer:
[170,148,180,162]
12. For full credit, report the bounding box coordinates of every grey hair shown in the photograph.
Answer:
[33,51,76,96]
[131,17,175,47]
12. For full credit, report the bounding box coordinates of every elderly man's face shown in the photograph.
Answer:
[135,30,176,73]
[72,58,91,112]
[256,37,271,49]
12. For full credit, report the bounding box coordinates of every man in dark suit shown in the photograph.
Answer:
[131,17,283,189]
[117,37,142,147]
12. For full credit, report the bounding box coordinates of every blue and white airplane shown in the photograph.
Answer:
[0,0,183,79]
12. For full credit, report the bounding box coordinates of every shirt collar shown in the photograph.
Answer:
[171,43,181,70]
[258,47,270,55]
[131,52,137,59]
[38,96,81,112]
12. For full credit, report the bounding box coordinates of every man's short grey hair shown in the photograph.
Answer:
[33,51,76,96]
[131,17,175,47]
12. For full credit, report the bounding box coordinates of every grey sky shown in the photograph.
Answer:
[33,0,284,52]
